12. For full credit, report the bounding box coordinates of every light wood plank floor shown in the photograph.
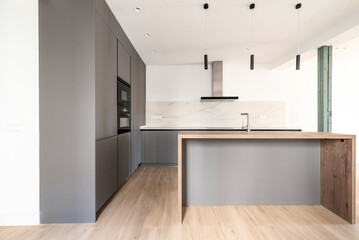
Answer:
[1,166,359,240]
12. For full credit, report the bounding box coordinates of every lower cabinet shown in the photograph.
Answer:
[158,131,178,164]
[96,136,118,212]
[143,131,178,164]
[143,131,158,163]
[118,133,130,187]
[130,130,141,174]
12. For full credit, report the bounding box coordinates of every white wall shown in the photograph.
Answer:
[146,65,212,102]
[0,0,39,225]
[146,59,318,131]
[332,39,359,158]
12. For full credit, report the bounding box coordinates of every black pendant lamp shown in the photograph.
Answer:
[295,3,302,70]
[203,3,209,70]
[249,3,255,70]
[204,54,208,70]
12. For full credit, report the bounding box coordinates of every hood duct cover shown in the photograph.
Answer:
[201,61,239,100]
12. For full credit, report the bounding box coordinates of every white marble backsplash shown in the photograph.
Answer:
[146,101,286,128]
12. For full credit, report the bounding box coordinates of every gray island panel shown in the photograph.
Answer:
[183,139,320,206]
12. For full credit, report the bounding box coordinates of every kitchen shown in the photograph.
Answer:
[0,0,359,239]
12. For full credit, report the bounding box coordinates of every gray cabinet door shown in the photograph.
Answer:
[139,64,146,125]
[130,58,140,173]
[158,131,178,164]
[118,133,130,186]
[144,131,158,163]
[96,136,118,212]
[140,130,145,165]
[117,40,131,84]
[130,130,141,173]
[95,13,117,140]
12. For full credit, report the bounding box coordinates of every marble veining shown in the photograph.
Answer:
[146,101,286,128]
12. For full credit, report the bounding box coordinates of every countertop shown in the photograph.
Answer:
[140,126,303,131]
[177,131,356,140]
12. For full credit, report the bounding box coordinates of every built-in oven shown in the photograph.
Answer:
[117,77,131,134]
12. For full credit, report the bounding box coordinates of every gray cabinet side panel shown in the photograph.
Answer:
[96,136,118,212]
[118,133,130,186]
[95,13,117,140]
[158,131,178,164]
[117,40,131,84]
[144,131,158,163]
[39,0,96,223]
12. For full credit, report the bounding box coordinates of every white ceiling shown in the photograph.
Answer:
[106,0,359,67]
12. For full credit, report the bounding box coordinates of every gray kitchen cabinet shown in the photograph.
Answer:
[130,129,141,173]
[95,12,117,140]
[118,133,130,186]
[135,130,142,167]
[140,130,145,165]
[158,131,178,164]
[139,64,146,125]
[143,131,159,163]
[117,40,131,84]
[130,58,141,173]
[143,131,178,164]
[96,136,118,212]
[39,0,146,224]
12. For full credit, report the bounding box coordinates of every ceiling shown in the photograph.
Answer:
[106,0,359,68]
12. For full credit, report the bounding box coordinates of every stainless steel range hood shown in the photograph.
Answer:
[201,61,239,100]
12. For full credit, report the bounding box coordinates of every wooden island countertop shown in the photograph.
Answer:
[178,131,356,140]
[178,131,356,224]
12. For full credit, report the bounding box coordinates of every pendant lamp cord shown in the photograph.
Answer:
[204,5,208,54]
[251,9,254,52]
[297,7,300,55]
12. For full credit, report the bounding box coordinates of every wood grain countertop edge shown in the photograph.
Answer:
[178,131,356,140]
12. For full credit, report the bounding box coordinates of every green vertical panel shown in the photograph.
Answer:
[318,48,324,131]
[318,46,332,132]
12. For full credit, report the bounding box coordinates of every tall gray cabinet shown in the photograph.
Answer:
[131,59,146,174]
[95,12,118,212]
[139,64,146,126]
[39,0,146,223]
[95,0,146,212]
[131,59,141,174]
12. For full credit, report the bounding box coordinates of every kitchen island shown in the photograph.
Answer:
[140,127,302,164]
[178,131,356,224]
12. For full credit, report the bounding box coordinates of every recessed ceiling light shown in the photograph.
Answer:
[134,7,141,13]
[145,33,151,38]
[151,50,157,53]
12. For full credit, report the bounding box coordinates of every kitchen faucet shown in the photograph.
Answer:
[241,113,250,132]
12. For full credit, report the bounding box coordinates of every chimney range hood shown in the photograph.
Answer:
[201,61,239,100]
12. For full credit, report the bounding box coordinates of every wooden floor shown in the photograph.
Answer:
[1,166,359,240]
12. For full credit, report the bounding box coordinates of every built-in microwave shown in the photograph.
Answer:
[117,77,131,134]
